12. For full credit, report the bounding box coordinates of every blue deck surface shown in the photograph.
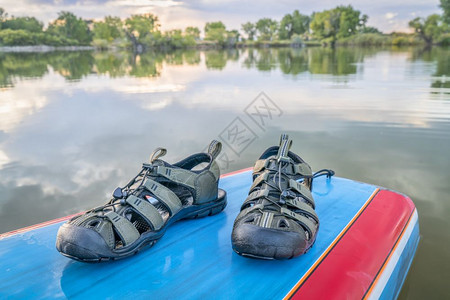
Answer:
[0,170,377,299]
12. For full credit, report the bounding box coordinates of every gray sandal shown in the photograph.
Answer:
[231,134,333,260]
[56,141,226,262]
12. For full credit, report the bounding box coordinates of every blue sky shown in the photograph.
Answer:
[0,0,443,33]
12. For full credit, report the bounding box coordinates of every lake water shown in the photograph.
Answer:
[1,47,449,298]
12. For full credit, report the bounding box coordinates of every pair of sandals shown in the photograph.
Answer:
[56,134,333,262]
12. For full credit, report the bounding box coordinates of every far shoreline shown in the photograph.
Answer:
[0,45,95,52]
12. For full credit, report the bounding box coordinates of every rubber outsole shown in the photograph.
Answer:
[231,223,317,260]
[56,189,227,263]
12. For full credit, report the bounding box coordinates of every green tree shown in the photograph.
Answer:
[226,29,240,46]
[241,22,256,41]
[256,18,278,41]
[163,29,185,48]
[124,14,160,52]
[310,6,366,44]
[360,26,381,34]
[441,0,450,23]
[93,16,122,42]
[47,11,92,45]
[279,10,310,40]
[409,14,444,44]
[0,7,7,26]
[2,16,43,33]
[204,21,227,44]
[337,7,365,38]
[185,26,200,40]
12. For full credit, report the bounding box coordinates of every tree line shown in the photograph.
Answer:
[0,1,449,51]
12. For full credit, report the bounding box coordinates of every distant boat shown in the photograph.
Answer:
[0,168,419,299]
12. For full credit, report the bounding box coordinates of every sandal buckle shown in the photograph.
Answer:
[281,189,296,201]
[113,187,124,199]
[142,162,153,169]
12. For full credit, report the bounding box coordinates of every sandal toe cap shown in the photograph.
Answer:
[231,223,310,259]
[56,223,113,262]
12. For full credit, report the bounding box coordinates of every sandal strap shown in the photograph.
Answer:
[280,207,317,237]
[153,166,197,189]
[283,198,319,222]
[249,171,270,191]
[236,203,264,221]
[241,189,270,209]
[104,211,140,246]
[126,195,164,231]
[289,179,315,208]
[276,133,292,162]
[143,179,182,215]
[253,159,312,177]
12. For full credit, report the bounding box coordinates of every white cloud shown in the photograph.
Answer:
[0,0,443,33]
[110,0,182,7]
[385,12,398,20]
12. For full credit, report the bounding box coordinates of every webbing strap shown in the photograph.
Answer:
[104,211,140,246]
[126,195,164,230]
[276,134,292,162]
[154,166,197,189]
[253,159,269,173]
[289,179,315,207]
[236,203,264,221]
[284,198,318,222]
[207,140,222,160]
[293,163,312,177]
[143,179,182,215]
[280,207,317,237]
[249,172,270,192]
[241,189,271,209]
[254,158,312,177]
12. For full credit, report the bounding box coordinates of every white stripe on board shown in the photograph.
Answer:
[367,209,419,300]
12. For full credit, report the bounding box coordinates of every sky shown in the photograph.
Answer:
[0,0,443,33]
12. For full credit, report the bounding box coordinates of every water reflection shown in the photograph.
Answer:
[1,47,449,88]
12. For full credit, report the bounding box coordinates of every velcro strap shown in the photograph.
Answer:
[126,195,164,230]
[104,211,140,246]
[154,166,196,189]
[143,179,182,215]
[284,198,318,222]
[249,171,270,192]
[280,207,317,237]
[289,179,315,207]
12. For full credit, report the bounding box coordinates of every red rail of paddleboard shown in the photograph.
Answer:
[287,189,415,300]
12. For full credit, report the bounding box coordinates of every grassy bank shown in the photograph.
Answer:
[336,33,450,47]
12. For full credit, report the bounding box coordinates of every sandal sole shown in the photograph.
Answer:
[231,223,317,260]
[56,189,227,263]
